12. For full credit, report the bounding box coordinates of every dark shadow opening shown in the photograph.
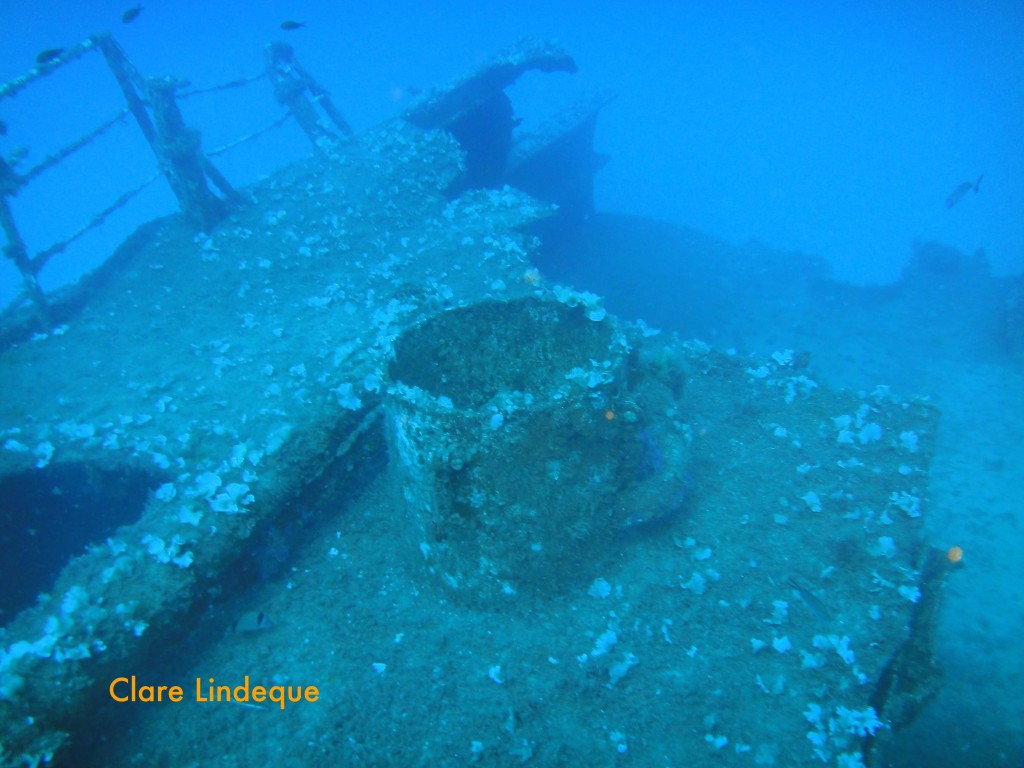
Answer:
[58,416,389,766]
[0,462,156,622]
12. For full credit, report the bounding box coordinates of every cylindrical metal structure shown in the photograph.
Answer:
[384,296,691,601]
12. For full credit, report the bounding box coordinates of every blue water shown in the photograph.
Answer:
[1,0,1021,305]
[1,3,1022,767]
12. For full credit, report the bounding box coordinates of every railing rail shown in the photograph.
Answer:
[0,32,350,327]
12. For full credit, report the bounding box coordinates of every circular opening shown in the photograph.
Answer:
[388,298,616,409]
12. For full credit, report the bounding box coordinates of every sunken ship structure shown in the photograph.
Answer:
[0,36,950,767]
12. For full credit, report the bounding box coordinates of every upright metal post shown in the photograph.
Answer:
[0,157,47,324]
[95,33,229,230]
[147,77,227,229]
[265,42,352,153]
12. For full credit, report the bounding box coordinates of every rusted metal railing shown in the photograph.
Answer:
[265,41,352,153]
[0,32,351,327]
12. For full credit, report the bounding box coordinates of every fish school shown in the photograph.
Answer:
[109,675,319,710]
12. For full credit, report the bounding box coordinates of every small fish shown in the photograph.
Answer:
[232,700,268,711]
[945,174,983,209]
[0,120,6,136]
[280,20,306,30]
[788,576,830,621]
[122,4,143,24]
[231,610,272,633]
[35,48,65,65]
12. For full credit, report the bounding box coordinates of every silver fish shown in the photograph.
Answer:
[788,577,830,621]
[231,610,272,633]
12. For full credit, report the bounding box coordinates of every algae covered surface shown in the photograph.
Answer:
[1,122,941,767]
[109,347,938,768]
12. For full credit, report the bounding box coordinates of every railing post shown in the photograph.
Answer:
[146,77,227,229]
[0,157,48,325]
[265,41,352,154]
[95,33,230,230]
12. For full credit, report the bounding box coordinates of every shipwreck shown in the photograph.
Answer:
[0,37,949,767]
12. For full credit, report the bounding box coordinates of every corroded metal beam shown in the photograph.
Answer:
[403,38,578,130]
